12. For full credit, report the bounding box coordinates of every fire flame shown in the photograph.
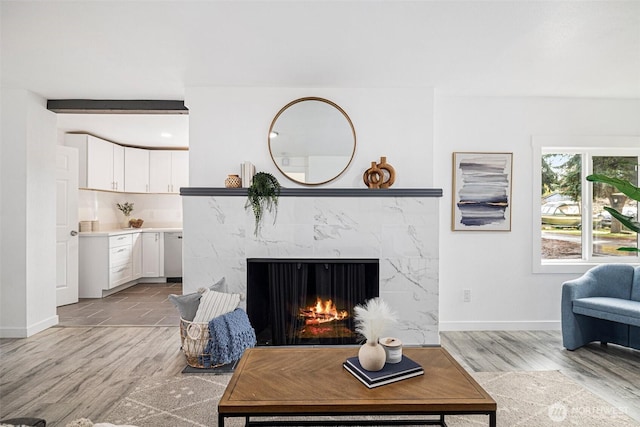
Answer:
[300,298,349,325]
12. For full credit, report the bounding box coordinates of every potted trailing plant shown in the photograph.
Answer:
[587,174,640,252]
[245,172,281,236]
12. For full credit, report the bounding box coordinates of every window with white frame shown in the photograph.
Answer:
[533,136,639,273]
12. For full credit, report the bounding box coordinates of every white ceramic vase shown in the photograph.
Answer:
[358,340,386,371]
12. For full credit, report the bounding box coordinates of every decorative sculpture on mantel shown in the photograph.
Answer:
[363,156,396,189]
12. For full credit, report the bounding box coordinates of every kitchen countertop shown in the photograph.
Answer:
[79,227,182,236]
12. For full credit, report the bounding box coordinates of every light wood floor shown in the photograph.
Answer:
[441,330,640,423]
[56,282,181,327]
[2,329,638,425]
[1,287,639,425]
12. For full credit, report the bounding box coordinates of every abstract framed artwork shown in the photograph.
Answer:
[452,152,513,231]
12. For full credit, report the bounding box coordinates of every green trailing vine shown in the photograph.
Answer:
[245,172,281,236]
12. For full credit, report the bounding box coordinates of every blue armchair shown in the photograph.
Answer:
[561,263,640,351]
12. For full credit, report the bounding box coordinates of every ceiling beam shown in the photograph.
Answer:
[47,99,188,114]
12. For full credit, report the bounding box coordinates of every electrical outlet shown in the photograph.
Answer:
[463,289,471,303]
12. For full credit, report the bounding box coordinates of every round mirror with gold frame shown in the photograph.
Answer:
[268,97,356,185]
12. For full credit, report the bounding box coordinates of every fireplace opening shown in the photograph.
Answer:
[247,258,379,346]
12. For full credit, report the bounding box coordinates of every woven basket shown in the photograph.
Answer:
[179,317,224,369]
[129,218,144,228]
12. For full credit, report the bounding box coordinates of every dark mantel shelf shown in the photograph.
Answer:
[180,187,442,197]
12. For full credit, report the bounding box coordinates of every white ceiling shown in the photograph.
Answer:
[2,1,639,147]
[56,113,189,148]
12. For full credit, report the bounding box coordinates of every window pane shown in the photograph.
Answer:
[541,154,582,260]
[592,156,639,257]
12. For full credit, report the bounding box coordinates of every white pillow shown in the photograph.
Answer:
[192,289,241,323]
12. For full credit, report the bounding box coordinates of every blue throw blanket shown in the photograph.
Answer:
[201,308,256,368]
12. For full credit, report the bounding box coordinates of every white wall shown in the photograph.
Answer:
[3,87,637,339]
[185,87,640,332]
[186,87,434,188]
[435,96,640,331]
[78,190,183,231]
[1,89,58,337]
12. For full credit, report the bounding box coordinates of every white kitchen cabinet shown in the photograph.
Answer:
[66,134,187,194]
[142,232,164,277]
[171,150,189,192]
[86,136,112,191]
[113,144,125,191]
[108,234,133,289]
[124,146,150,193]
[149,150,189,193]
[78,229,181,297]
[65,133,125,192]
[149,150,171,193]
[78,233,134,297]
[131,231,142,280]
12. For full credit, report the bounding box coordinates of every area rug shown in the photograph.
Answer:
[100,371,638,427]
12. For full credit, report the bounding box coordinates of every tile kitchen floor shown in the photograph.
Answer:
[56,282,182,327]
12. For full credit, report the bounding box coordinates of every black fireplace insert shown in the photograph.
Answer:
[246,258,379,346]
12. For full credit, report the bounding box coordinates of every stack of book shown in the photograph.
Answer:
[343,355,424,388]
[241,161,255,188]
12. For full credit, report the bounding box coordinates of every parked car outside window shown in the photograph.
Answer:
[541,201,582,228]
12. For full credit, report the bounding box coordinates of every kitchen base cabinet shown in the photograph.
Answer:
[78,229,180,298]
[142,232,164,277]
[132,232,142,279]
[79,233,136,298]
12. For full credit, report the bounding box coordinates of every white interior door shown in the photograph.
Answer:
[56,145,79,306]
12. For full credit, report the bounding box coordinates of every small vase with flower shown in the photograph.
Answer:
[353,298,398,371]
[116,202,134,228]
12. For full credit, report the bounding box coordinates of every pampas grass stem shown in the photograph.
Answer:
[353,298,398,343]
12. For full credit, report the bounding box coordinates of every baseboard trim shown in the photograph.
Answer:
[0,315,59,338]
[96,281,136,298]
[137,277,169,284]
[439,320,561,331]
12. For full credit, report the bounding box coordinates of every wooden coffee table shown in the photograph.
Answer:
[218,346,496,426]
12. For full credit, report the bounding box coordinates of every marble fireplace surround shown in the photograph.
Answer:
[181,188,442,346]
